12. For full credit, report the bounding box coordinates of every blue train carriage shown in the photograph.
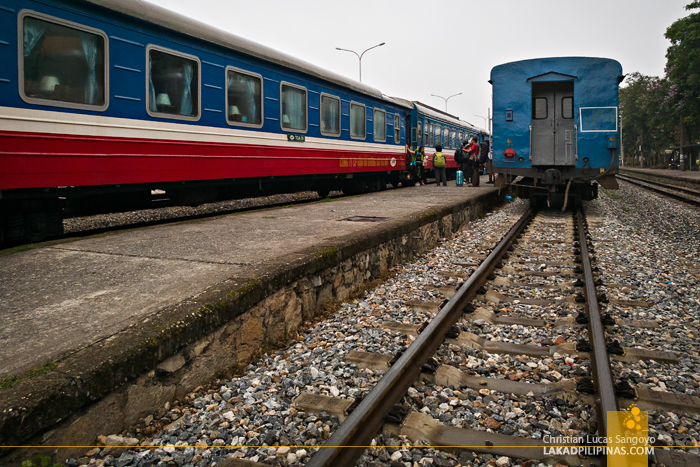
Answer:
[490,57,623,204]
[403,101,485,177]
[1,0,415,242]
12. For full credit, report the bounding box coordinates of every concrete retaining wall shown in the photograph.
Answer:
[0,191,502,465]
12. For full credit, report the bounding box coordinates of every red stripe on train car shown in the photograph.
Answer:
[0,131,407,190]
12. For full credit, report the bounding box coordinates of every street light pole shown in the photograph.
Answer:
[335,42,385,82]
[474,114,487,130]
[431,93,461,112]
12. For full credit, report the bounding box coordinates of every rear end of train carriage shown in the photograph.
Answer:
[490,57,623,206]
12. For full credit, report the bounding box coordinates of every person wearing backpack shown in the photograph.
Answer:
[433,144,447,187]
[405,144,426,186]
[467,137,480,186]
[477,137,490,186]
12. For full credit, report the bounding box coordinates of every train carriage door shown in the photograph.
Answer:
[531,82,574,165]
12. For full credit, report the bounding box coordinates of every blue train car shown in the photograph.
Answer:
[400,99,487,177]
[0,0,415,242]
[490,57,623,204]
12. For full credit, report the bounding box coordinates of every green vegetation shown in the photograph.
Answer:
[621,2,700,168]
[600,188,622,200]
[0,360,57,391]
[22,454,62,467]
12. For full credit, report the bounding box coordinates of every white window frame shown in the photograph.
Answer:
[373,108,386,142]
[225,66,263,129]
[394,114,401,143]
[319,92,341,137]
[280,81,308,133]
[18,10,110,112]
[146,44,201,121]
[350,101,366,140]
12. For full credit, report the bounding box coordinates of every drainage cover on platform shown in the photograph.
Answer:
[341,216,392,222]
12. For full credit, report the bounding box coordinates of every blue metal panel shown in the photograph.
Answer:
[491,57,622,171]
[4,0,409,146]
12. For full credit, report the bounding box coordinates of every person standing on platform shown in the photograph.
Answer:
[467,136,480,187]
[433,144,447,187]
[486,138,494,184]
[458,141,471,185]
[406,144,426,186]
[478,137,490,186]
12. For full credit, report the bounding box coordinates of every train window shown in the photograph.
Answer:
[425,123,430,147]
[434,124,441,147]
[444,128,449,148]
[458,131,463,145]
[533,97,548,120]
[147,46,200,120]
[451,130,457,148]
[350,102,366,139]
[226,67,262,127]
[394,115,400,143]
[562,97,574,119]
[417,121,423,144]
[373,109,386,142]
[429,123,434,147]
[19,12,108,111]
[320,93,340,136]
[281,82,307,132]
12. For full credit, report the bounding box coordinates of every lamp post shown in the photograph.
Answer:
[431,93,461,112]
[474,115,487,131]
[335,42,385,82]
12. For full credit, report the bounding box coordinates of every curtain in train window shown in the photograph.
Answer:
[350,103,365,139]
[281,84,307,131]
[22,16,105,106]
[227,70,261,125]
[320,95,340,135]
[148,49,199,117]
[373,109,386,141]
[394,115,400,142]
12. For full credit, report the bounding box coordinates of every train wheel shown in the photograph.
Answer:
[316,187,330,198]
[25,206,63,243]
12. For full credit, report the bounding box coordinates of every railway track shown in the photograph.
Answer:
[617,174,700,207]
[303,204,698,467]
[72,196,700,467]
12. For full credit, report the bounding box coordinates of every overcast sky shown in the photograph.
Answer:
[146,0,690,131]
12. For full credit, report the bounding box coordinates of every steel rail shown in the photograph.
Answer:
[617,174,700,207]
[306,208,535,467]
[575,209,617,441]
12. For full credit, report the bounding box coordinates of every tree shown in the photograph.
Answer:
[620,73,678,166]
[665,1,700,140]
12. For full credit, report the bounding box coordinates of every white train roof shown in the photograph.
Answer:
[88,0,401,104]
[414,102,484,133]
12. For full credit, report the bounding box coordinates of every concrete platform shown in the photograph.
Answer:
[620,168,700,188]
[0,180,502,459]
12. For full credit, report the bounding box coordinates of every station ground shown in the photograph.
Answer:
[0,179,498,382]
